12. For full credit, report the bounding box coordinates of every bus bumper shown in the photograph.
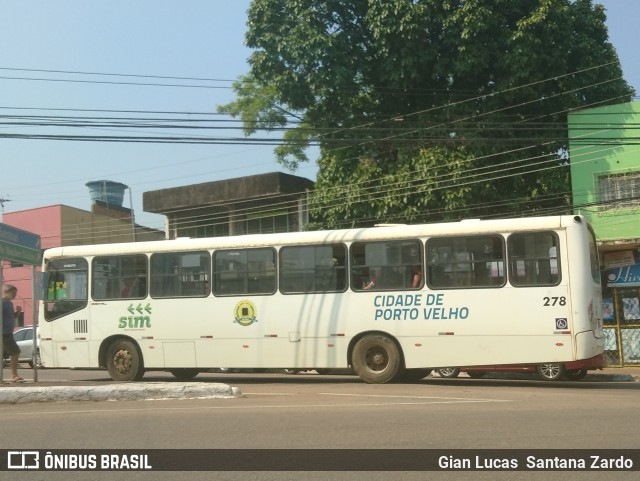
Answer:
[564,353,607,371]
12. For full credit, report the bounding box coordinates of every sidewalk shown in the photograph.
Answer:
[596,366,640,381]
[588,367,640,381]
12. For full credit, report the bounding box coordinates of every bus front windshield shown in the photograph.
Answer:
[44,258,89,321]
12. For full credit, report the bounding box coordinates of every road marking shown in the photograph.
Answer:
[0,393,510,417]
[1,399,510,417]
[318,392,509,403]
[240,392,294,396]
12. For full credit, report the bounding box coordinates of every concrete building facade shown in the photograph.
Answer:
[143,172,314,239]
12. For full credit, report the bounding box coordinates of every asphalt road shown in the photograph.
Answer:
[1,368,639,481]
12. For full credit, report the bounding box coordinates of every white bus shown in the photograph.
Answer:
[38,215,605,383]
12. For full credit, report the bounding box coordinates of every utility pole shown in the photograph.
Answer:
[0,196,10,220]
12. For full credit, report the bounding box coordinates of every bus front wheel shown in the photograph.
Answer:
[437,367,461,378]
[352,334,401,384]
[106,339,144,381]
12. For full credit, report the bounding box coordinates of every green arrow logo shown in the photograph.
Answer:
[127,303,152,315]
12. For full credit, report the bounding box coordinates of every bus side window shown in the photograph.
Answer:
[150,251,209,298]
[213,248,276,296]
[93,254,148,300]
[351,240,422,291]
[427,235,505,289]
[279,244,347,294]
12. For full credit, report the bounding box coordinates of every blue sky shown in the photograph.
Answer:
[0,0,637,230]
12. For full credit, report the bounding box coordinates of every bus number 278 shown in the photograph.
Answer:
[543,296,566,306]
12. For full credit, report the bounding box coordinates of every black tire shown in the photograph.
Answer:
[437,367,461,378]
[315,369,331,375]
[105,339,144,381]
[170,369,200,380]
[467,371,486,379]
[536,363,565,381]
[565,368,588,381]
[396,368,432,382]
[351,334,402,384]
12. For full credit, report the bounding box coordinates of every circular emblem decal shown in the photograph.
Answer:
[234,300,258,327]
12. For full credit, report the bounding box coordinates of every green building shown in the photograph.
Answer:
[569,101,640,367]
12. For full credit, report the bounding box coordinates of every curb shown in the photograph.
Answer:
[0,382,244,405]
[586,373,639,382]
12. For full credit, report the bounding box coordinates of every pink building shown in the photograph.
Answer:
[2,205,164,327]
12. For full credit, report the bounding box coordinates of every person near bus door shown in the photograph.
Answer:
[2,284,23,382]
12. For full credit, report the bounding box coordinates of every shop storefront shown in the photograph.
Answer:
[602,250,640,366]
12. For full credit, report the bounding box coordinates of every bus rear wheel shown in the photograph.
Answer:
[106,339,144,381]
[352,334,401,384]
[536,363,565,381]
[565,368,588,381]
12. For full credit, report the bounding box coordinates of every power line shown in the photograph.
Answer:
[1,62,635,237]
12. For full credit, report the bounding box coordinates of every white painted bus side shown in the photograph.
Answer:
[38,215,604,383]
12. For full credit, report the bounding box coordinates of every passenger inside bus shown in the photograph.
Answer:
[411,265,423,288]
[121,278,135,297]
[363,268,382,289]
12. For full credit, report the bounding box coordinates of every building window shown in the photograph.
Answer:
[246,210,291,234]
[599,172,640,209]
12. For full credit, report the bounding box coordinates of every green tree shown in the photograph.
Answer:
[219,0,634,228]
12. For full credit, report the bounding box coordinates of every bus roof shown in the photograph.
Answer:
[43,215,584,259]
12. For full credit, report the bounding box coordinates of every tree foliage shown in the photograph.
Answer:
[219,0,634,227]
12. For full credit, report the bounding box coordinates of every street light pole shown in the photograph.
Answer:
[129,187,136,242]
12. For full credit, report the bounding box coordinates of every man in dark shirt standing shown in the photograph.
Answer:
[2,284,23,382]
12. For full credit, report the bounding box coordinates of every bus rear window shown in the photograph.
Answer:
[508,231,560,286]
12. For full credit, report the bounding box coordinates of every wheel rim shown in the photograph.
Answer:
[540,363,561,379]
[365,346,388,372]
[439,368,457,377]
[113,348,132,375]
